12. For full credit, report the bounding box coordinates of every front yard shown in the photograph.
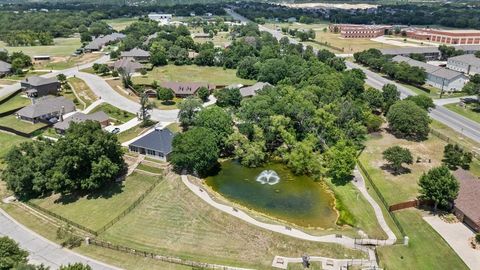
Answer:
[89,103,135,124]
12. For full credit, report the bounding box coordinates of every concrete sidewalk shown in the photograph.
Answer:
[0,207,122,270]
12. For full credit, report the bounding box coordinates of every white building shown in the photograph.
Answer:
[148,13,173,25]
[393,55,469,92]
[447,54,480,76]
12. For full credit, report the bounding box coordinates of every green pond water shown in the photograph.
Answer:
[205,161,338,228]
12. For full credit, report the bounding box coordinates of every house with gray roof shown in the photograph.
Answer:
[85,33,126,52]
[447,54,480,76]
[112,58,144,74]
[381,47,441,61]
[0,60,12,77]
[128,128,175,161]
[392,55,468,92]
[239,82,272,97]
[21,76,60,98]
[16,96,75,124]
[53,111,110,134]
[121,48,150,62]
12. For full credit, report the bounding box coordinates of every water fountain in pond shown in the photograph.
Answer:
[256,170,280,185]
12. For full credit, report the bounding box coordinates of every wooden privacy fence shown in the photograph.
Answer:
[389,199,433,212]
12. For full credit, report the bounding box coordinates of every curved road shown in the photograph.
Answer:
[227,8,480,144]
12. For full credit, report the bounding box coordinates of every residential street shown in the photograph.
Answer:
[226,8,480,144]
[0,208,121,270]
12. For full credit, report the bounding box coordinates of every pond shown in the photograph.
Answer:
[205,161,338,228]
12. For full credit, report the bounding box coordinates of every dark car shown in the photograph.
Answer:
[111,128,120,134]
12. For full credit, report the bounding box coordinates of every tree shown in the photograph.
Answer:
[195,106,233,150]
[118,68,132,88]
[59,263,92,270]
[227,126,267,167]
[139,91,153,124]
[443,144,472,170]
[419,166,459,212]
[236,56,259,80]
[170,127,219,176]
[197,87,210,102]
[157,87,174,104]
[177,97,202,130]
[56,73,67,84]
[194,49,215,66]
[0,236,28,270]
[150,41,168,66]
[382,84,400,113]
[215,87,243,108]
[405,95,435,111]
[362,87,384,111]
[382,146,413,173]
[317,49,335,63]
[324,140,357,183]
[386,100,431,140]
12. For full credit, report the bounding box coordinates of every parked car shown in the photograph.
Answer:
[111,128,120,134]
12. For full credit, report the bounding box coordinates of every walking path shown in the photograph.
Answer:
[424,215,480,270]
[0,207,122,270]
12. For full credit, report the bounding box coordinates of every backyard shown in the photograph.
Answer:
[29,172,159,231]
[100,174,366,268]
[132,65,256,86]
[89,103,135,124]
[0,92,30,114]
[0,115,48,134]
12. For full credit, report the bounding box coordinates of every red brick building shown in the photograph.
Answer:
[405,28,480,45]
[329,24,392,38]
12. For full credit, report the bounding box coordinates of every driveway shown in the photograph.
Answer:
[0,208,121,270]
[424,215,480,270]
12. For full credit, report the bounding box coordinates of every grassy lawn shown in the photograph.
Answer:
[101,175,365,268]
[166,122,181,133]
[430,119,480,153]
[132,65,255,86]
[6,71,49,81]
[0,38,80,57]
[90,103,135,124]
[136,163,163,174]
[117,124,151,143]
[151,97,181,110]
[358,131,446,206]
[68,77,97,108]
[0,115,48,134]
[29,172,159,231]
[35,53,102,70]
[0,203,192,270]
[103,17,138,31]
[0,132,28,170]
[398,82,468,99]
[377,209,468,270]
[444,103,480,124]
[0,93,30,114]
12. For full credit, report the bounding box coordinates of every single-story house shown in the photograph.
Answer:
[121,48,150,62]
[84,33,126,52]
[447,54,480,76]
[112,58,144,74]
[159,82,215,98]
[392,55,468,92]
[21,76,61,98]
[53,111,110,134]
[452,169,480,232]
[16,96,75,124]
[128,128,175,161]
[239,82,272,97]
[0,60,12,77]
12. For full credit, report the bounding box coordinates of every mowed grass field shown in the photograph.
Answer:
[0,38,80,57]
[377,209,468,270]
[0,93,30,114]
[132,65,256,86]
[0,115,48,134]
[103,17,138,31]
[101,175,366,268]
[358,130,446,206]
[30,172,159,231]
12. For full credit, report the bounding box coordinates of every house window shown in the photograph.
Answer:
[158,152,164,157]
[147,149,156,156]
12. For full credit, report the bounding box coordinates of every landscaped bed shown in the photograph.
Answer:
[132,65,255,86]
[29,172,159,231]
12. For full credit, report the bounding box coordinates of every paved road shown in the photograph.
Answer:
[424,215,480,270]
[0,208,121,270]
[227,8,480,144]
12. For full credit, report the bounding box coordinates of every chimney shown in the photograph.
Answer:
[60,106,64,122]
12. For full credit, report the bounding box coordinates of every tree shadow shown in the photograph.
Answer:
[385,127,428,142]
[380,164,411,176]
[331,174,354,186]
[161,100,176,106]
[53,180,125,205]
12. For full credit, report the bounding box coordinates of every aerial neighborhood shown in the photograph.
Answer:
[0,1,480,270]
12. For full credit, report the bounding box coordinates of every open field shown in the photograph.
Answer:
[34,53,102,70]
[358,130,446,206]
[191,27,232,47]
[30,172,159,231]
[0,115,48,134]
[101,174,366,268]
[0,93,30,114]
[90,103,135,124]
[68,77,98,108]
[103,17,138,31]
[444,103,480,124]
[0,38,80,57]
[0,203,192,270]
[132,65,255,86]
[377,209,468,270]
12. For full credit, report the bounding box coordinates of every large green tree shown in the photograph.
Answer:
[0,237,28,270]
[170,127,219,176]
[386,100,431,140]
[382,84,400,113]
[59,263,92,270]
[324,140,357,183]
[419,166,459,211]
[195,106,233,147]
[382,146,413,173]
[442,144,472,170]
[177,97,202,130]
